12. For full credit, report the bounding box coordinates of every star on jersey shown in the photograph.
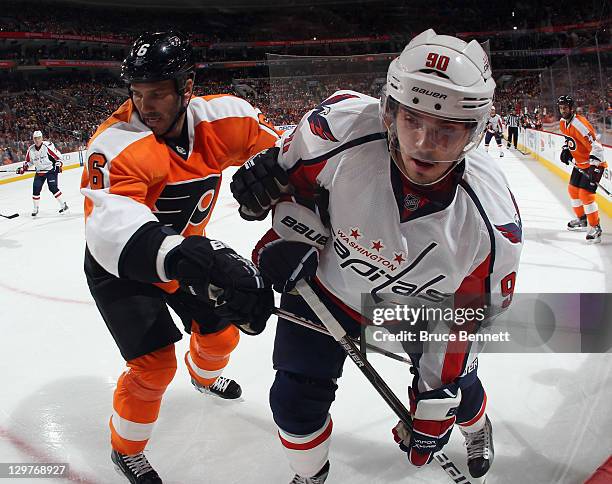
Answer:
[393,252,405,264]
[371,240,384,252]
[350,228,361,239]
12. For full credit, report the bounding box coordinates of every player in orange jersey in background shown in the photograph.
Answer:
[558,95,606,243]
[81,31,278,483]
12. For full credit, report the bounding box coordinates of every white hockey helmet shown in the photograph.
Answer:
[381,29,495,165]
[32,130,43,139]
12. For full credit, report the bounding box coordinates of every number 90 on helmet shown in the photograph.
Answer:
[381,29,496,164]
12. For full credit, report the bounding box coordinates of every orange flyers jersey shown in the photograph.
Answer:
[559,114,605,169]
[81,94,279,292]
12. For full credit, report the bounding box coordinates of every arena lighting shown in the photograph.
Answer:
[513,26,517,30]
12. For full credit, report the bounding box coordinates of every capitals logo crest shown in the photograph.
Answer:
[307,93,359,142]
[495,189,523,244]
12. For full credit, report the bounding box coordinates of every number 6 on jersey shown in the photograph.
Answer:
[88,153,107,190]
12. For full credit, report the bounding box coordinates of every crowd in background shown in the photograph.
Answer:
[1,0,609,163]
[0,76,124,163]
[1,0,606,43]
[2,67,609,165]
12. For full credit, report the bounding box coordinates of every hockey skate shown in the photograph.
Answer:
[31,208,38,217]
[460,415,494,479]
[586,224,602,244]
[290,461,330,484]
[111,449,162,484]
[190,376,242,399]
[567,215,588,231]
[59,202,69,214]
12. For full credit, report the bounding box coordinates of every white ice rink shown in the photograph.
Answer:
[0,146,610,484]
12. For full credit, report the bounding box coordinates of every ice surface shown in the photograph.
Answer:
[0,145,610,483]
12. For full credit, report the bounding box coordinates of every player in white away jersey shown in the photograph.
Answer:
[232,29,523,483]
[484,106,504,157]
[17,130,68,216]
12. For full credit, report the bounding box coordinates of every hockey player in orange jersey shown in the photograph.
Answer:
[81,32,278,483]
[558,95,606,243]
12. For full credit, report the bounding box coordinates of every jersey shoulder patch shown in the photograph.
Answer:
[464,148,518,223]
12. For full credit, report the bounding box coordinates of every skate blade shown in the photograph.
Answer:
[113,465,132,482]
[191,384,244,402]
[587,238,601,244]
[567,227,588,232]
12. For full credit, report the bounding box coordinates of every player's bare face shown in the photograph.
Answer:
[559,104,572,120]
[131,80,182,136]
[395,108,472,184]
[33,137,43,148]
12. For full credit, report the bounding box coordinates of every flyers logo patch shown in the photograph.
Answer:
[153,174,220,233]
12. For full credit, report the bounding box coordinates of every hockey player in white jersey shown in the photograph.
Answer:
[17,130,68,216]
[232,29,523,483]
[484,106,504,157]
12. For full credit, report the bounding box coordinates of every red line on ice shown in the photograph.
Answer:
[0,281,93,305]
[0,426,100,484]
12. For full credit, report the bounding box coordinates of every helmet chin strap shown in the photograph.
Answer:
[129,77,193,138]
[158,87,192,138]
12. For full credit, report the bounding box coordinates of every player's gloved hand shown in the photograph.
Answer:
[54,161,63,173]
[587,157,604,186]
[165,236,274,335]
[392,383,461,467]
[256,236,320,293]
[560,144,573,165]
[252,198,329,293]
[16,165,26,175]
[230,147,292,221]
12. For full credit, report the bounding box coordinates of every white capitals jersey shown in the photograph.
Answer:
[276,91,523,389]
[486,114,503,133]
[25,141,61,172]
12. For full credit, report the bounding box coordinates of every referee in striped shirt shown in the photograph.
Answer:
[506,110,520,149]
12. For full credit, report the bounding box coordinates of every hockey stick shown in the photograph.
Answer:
[0,169,42,173]
[274,307,411,365]
[294,280,475,484]
[0,212,19,219]
[570,163,612,197]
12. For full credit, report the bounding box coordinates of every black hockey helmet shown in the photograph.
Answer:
[121,31,195,90]
[557,95,574,108]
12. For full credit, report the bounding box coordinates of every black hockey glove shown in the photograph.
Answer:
[165,236,274,335]
[587,157,604,186]
[251,198,329,293]
[230,147,292,221]
[257,239,320,293]
[560,145,572,165]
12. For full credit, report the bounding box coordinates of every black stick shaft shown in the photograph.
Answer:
[274,307,411,365]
